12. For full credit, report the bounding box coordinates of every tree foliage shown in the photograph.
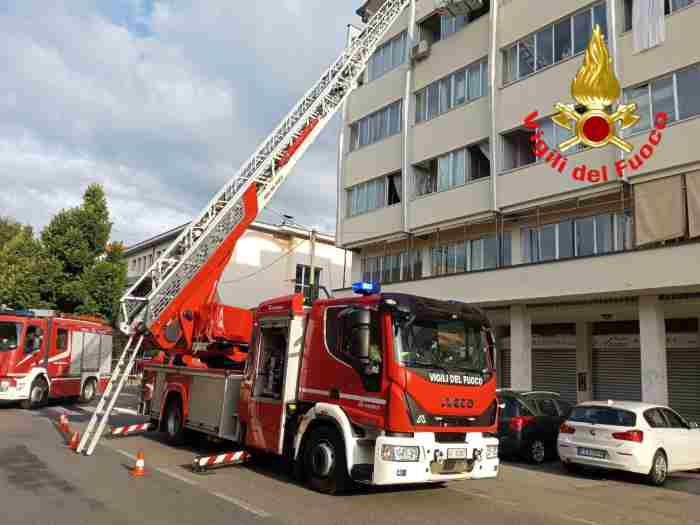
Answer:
[0,184,126,323]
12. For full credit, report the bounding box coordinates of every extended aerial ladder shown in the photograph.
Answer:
[77,0,412,456]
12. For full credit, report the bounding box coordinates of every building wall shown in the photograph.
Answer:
[125,226,351,310]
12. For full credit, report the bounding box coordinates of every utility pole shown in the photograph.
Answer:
[308,229,317,300]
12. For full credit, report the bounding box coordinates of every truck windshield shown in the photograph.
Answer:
[0,322,20,352]
[396,317,489,373]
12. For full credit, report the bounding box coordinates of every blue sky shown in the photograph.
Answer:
[0,1,358,243]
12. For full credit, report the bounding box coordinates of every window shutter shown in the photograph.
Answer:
[634,175,685,245]
[686,171,700,239]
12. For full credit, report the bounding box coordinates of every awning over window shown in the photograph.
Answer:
[634,175,685,246]
[686,171,700,239]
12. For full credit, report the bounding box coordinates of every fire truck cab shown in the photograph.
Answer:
[0,309,112,409]
[141,286,500,493]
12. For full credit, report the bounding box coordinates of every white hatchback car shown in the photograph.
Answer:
[558,400,700,486]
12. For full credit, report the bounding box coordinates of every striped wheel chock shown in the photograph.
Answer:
[110,423,154,438]
[192,451,251,473]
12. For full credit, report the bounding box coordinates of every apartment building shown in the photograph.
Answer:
[337,0,700,422]
[125,221,351,308]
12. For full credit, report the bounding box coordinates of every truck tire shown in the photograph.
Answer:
[78,378,97,405]
[20,377,49,410]
[302,426,351,495]
[164,398,186,446]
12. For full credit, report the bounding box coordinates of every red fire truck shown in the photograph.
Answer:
[0,309,112,409]
[82,0,500,493]
[140,288,500,493]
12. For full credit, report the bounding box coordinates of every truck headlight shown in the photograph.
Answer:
[381,445,420,462]
[486,445,498,459]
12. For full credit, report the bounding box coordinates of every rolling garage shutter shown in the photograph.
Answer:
[667,348,700,423]
[593,349,642,402]
[498,348,511,389]
[532,349,577,404]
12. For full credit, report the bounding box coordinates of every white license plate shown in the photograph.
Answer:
[448,448,468,459]
[577,447,607,459]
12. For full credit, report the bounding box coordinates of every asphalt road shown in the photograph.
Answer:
[1,389,699,525]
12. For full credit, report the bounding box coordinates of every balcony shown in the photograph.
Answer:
[409,177,491,230]
[618,3,700,87]
[347,67,405,125]
[497,143,618,209]
[340,204,404,246]
[341,241,700,306]
[344,133,402,188]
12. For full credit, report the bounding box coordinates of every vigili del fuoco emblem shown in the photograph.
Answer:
[551,25,640,153]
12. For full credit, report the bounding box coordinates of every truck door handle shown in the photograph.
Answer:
[330,389,340,400]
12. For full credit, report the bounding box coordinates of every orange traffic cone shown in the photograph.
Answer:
[130,451,147,477]
[58,414,69,434]
[68,431,80,451]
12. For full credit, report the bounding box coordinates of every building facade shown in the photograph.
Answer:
[125,221,352,309]
[337,0,700,421]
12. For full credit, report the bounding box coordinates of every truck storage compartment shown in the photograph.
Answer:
[183,371,243,440]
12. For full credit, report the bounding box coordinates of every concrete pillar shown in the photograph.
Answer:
[639,296,668,405]
[576,322,593,403]
[510,305,532,390]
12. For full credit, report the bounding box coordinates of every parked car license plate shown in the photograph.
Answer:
[448,448,468,459]
[577,447,607,459]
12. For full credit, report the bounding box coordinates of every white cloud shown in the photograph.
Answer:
[0,1,356,244]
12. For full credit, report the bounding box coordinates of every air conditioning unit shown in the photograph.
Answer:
[411,40,431,62]
[436,0,484,17]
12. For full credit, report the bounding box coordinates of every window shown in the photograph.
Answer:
[623,63,700,136]
[367,32,407,82]
[522,213,629,263]
[366,250,422,284]
[644,408,668,428]
[568,406,637,427]
[661,407,688,428]
[415,58,488,124]
[0,322,20,351]
[253,324,288,399]
[536,398,560,417]
[501,128,535,171]
[24,325,43,354]
[349,100,402,151]
[401,250,423,281]
[56,329,68,351]
[624,0,696,32]
[431,233,508,276]
[420,5,489,44]
[415,140,490,197]
[295,264,322,304]
[347,172,401,217]
[503,3,607,84]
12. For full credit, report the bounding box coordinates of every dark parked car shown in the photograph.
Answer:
[497,390,572,463]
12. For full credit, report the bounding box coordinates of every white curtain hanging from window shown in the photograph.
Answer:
[633,0,666,54]
[478,140,490,160]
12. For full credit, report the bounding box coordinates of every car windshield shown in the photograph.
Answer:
[396,316,489,372]
[568,406,637,427]
[0,322,20,352]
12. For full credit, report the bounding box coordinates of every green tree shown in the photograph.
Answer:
[0,216,32,250]
[77,242,127,321]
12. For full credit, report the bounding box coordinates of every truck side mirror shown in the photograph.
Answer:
[338,307,371,365]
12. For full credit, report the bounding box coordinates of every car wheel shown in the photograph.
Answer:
[647,450,668,486]
[527,439,547,464]
[78,379,97,405]
[164,399,186,446]
[302,426,351,495]
[20,378,49,410]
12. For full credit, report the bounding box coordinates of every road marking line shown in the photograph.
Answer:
[114,448,137,461]
[211,491,271,518]
[157,467,199,487]
[563,516,604,525]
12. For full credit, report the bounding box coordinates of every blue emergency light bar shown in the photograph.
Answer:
[352,282,380,296]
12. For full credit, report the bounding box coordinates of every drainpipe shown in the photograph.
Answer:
[488,0,500,213]
[401,0,417,234]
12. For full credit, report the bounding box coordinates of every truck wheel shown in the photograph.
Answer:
[78,379,97,405]
[302,426,351,495]
[20,378,49,410]
[164,399,186,446]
